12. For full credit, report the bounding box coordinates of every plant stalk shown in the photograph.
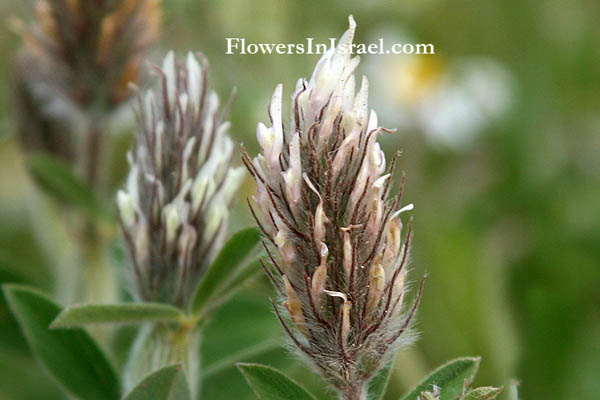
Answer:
[125,321,202,398]
[341,383,367,400]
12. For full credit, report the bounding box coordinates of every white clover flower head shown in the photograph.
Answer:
[243,16,423,397]
[118,51,243,306]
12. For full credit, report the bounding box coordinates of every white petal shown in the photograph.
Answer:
[186,52,201,110]
[162,51,176,109]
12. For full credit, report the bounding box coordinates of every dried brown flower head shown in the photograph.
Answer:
[11,0,161,164]
[13,0,160,109]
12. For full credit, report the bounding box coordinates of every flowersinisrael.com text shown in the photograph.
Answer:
[226,37,434,55]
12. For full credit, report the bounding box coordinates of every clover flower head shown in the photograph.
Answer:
[243,16,423,398]
[118,51,243,307]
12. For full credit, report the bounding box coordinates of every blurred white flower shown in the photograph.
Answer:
[367,28,515,149]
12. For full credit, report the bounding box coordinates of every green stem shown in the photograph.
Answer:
[83,123,103,191]
[76,229,118,304]
[125,322,202,398]
[76,115,117,304]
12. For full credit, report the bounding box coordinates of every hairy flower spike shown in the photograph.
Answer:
[118,51,243,307]
[244,16,421,399]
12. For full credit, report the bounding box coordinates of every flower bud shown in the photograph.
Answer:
[282,132,302,216]
[275,229,296,272]
[311,243,329,311]
[341,299,352,347]
[284,276,307,336]
[343,231,353,282]
[383,217,402,274]
[366,264,385,316]
[163,203,181,247]
[392,268,408,316]
[117,190,136,228]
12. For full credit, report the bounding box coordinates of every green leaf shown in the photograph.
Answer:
[123,364,190,400]
[0,348,65,400]
[462,386,503,400]
[203,258,262,312]
[400,357,480,400]
[190,227,261,314]
[0,251,47,287]
[51,303,184,328]
[2,284,120,400]
[237,363,317,400]
[369,361,393,399]
[27,153,111,220]
[201,291,291,400]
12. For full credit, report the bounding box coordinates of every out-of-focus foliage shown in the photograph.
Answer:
[123,364,191,400]
[3,285,120,400]
[1,0,599,399]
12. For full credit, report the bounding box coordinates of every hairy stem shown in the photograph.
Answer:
[342,383,367,400]
[126,321,202,397]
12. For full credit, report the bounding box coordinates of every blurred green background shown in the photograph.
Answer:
[1,0,599,399]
